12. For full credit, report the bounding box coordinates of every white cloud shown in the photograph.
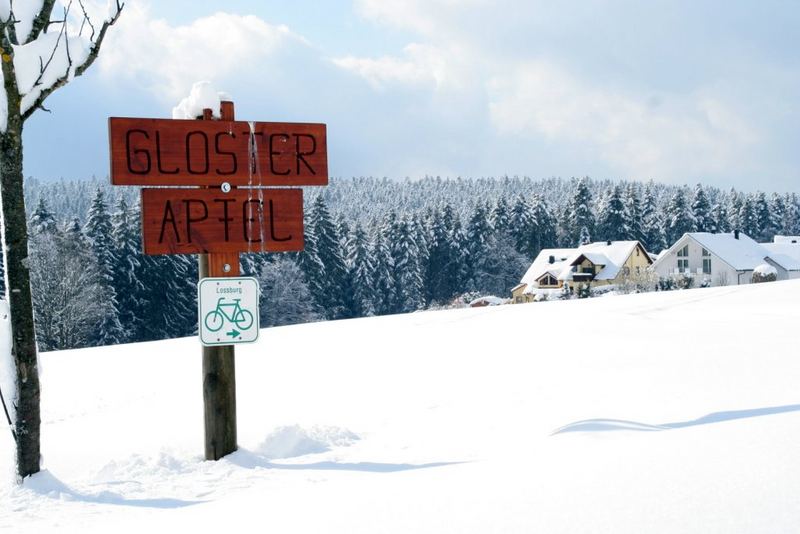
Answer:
[487,60,759,180]
[332,43,457,90]
[98,3,309,102]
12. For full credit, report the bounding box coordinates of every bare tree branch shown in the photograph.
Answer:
[29,2,70,90]
[26,0,57,44]
[74,1,123,77]
[77,0,96,40]
[21,1,124,123]
[5,0,20,45]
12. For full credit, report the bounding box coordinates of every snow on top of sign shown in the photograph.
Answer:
[172,81,232,120]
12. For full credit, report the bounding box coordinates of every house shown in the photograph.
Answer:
[651,231,800,286]
[760,236,800,278]
[511,241,652,303]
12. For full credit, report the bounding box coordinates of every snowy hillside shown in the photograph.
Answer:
[3,281,800,533]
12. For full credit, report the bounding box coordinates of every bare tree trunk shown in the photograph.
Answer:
[0,109,41,478]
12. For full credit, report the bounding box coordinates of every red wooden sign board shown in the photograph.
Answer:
[109,117,327,187]
[141,187,304,255]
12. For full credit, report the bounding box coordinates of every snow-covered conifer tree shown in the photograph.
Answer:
[711,202,729,233]
[306,194,350,319]
[738,195,758,238]
[664,188,692,245]
[565,177,595,246]
[371,215,396,315]
[346,223,376,317]
[530,193,556,252]
[489,196,510,235]
[781,193,799,235]
[753,192,772,242]
[508,195,534,257]
[622,183,644,243]
[579,225,591,245]
[596,185,626,241]
[727,189,743,232]
[690,184,713,233]
[640,182,664,253]
[391,215,425,312]
[464,202,492,290]
[111,197,144,342]
[29,197,57,235]
[84,188,124,346]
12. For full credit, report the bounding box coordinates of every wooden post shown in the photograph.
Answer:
[200,101,239,460]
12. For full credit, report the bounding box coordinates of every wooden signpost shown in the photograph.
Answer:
[109,101,326,460]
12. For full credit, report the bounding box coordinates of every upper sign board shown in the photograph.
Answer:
[109,117,327,186]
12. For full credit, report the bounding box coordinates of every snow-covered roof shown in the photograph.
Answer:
[469,296,507,307]
[689,232,784,271]
[761,243,800,271]
[561,241,645,281]
[655,232,798,272]
[520,248,575,288]
[773,235,800,244]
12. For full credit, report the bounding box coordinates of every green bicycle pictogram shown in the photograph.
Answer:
[204,297,255,332]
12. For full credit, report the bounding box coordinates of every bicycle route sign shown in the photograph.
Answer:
[198,277,260,346]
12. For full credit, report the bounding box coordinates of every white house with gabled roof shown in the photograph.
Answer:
[651,231,800,286]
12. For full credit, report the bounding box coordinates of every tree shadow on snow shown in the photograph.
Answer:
[226,449,467,473]
[22,470,204,509]
[552,403,800,435]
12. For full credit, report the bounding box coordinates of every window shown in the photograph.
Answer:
[623,266,630,276]
[677,244,689,272]
[703,258,711,274]
[539,274,558,287]
[702,248,710,257]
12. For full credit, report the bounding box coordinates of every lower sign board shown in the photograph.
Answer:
[198,277,260,346]
[141,188,304,255]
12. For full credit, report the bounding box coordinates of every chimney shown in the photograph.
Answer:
[734,229,740,240]
[606,240,612,246]
[548,255,555,264]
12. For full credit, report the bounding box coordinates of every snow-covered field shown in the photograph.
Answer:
[3,281,800,533]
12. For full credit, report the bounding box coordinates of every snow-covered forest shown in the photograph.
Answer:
[6,175,799,351]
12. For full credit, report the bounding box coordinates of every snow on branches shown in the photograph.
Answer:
[0,0,123,131]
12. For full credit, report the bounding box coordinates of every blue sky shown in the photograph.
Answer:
[22,0,800,191]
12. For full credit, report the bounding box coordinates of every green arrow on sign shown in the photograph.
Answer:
[226,329,240,338]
